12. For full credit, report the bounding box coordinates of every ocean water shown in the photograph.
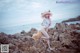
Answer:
[0,23,41,34]
[0,21,80,34]
[65,21,80,25]
[0,23,56,34]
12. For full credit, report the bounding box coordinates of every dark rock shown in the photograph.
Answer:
[0,23,80,53]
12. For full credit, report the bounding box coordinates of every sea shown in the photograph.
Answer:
[0,21,80,34]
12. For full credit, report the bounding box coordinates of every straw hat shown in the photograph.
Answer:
[41,10,52,18]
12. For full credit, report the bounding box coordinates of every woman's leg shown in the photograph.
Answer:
[40,28,53,50]
[45,27,49,32]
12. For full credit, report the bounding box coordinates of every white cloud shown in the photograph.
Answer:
[31,2,42,8]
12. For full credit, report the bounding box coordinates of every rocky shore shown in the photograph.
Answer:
[62,16,80,22]
[0,23,80,53]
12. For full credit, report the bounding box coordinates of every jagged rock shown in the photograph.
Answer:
[53,32,59,41]
[21,30,26,34]
[27,28,37,37]
[0,23,80,53]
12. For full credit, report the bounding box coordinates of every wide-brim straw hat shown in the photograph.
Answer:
[41,11,52,18]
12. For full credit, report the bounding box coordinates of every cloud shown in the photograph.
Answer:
[0,0,80,27]
[31,2,42,8]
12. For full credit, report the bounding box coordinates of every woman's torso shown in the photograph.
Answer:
[42,18,50,28]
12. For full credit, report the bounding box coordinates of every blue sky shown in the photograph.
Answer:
[0,0,80,27]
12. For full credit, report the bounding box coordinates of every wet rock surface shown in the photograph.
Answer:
[0,23,80,53]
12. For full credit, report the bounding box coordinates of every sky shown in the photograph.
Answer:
[0,0,80,27]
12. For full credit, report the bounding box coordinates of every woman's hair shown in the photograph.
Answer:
[41,13,45,18]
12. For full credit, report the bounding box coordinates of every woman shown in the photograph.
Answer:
[40,10,53,50]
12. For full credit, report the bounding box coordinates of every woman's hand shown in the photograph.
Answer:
[49,23,51,26]
[49,18,51,26]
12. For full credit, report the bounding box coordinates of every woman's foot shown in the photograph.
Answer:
[49,47,54,50]
[49,47,58,51]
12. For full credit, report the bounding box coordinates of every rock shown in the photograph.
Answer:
[21,30,26,34]
[0,23,80,53]
[53,32,59,41]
